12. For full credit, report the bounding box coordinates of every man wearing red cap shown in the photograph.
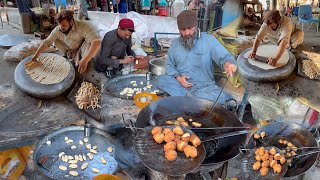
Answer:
[157,10,237,104]
[95,18,144,77]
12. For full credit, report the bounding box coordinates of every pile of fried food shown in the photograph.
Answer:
[165,117,202,128]
[279,139,297,166]
[151,126,201,161]
[253,131,266,139]
[253,147,286,177]
[75,81,101,109]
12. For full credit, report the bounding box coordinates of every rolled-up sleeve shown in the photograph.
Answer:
[43,27,59,47]
[210,36,236,68]
[166,41,180,77]
[256,23,269,42]
[278,22,293,45]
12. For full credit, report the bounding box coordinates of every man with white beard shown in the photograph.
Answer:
[157,10,237,104]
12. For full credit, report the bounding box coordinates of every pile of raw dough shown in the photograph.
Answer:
[119,81,159,96]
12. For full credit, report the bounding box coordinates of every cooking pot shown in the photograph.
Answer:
[149,57,166,76]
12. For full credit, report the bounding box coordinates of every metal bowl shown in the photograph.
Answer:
[149,57,166,76]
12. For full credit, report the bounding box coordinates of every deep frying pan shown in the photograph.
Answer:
[136,96,247,165]
[247,122,319,178]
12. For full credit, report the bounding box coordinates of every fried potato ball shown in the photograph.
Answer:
[176,140,188,152]
[190,134,201,147]
[181,133,191,142]
[180,121,189,127]
[173,126,184,136]
[184,145,198,158]
[269,155,274,161]
[254,134,260,139]
[262,153,269,161]
[192,122,202,127]
[280,156,286,164]
[269,160,277,168]
[165,150,177,161]
[174,135,181,142]
[252,161,261,170]
[153,133,164,144]
[260,131,266,138]
[164,132,175,142]
[164,141,177,151]
[165,120,174,125]
[269,147,277,155]
[264,150,269,155]
[273,164,282,173]
[259,148,265,156]
[163,128,172,134]
[176,117,185,122]
[255,149,260,155]
[255,155,262,161]
[151,126,162,135]
[261,160,269,168]
[260,167,269,176]
[274,153,282,160]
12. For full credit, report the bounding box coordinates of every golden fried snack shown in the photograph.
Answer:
[180,121,189,127]
[264,150,269,155]
[190,134,201,147]
[174,121,180,125]
[153,133,164,144]
[282,140,288,145]
[274,153,282,160]
[184,145,198,158]
[258,147,265,156]
[292,146,297,151]
[262,153,269,161]
[151,126,162,135]
[176,141,188,152]
[269,147,276,155]
[260,131,266,138]
[287,142,293,147]
[269,160,277,168]
[279,139,283,144]
[181,133,191,142]
[192,122,202,127]
[174,135,181,142]
[164,141,177,151]
[273,164,282,173]
[176,117,185,122]
[261,160,269,168]
[254,134,260,139]
[252,161,261,170]
[173,126,184,136]
[291,151,296,156]
[164,132,175,142]
[165,120,174,125]
[255,155,262,161]
[165,150,177,161]
[280,156,286,164]
[260,167,269,176]
[286,153,291,157]
[163,128,172,134]
[255,149,260,155]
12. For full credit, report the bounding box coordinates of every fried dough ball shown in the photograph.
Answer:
[254,134,260,139]
[258,147,265,156]
[190,134,201,147]
[151,126,162,135]
[165,150,177,161]
[192,122,202,127]
[269,155,274,161]
[163,128,172,134]
[180,121,189,127]
[287,142,293,147]
[292,146,297,151]
[184,145,198,158]
[255,155,262,161]
[181,133,191,142]
[280,156,286,164]
[274,153,282,160]
[286,153,291,157]
[260,131,266,138]
[164,132,175,142]
[164,141,177,151]
[269,147,277,155]
[264,150,269,155]
[174,121,180,125]
[282,140,288,145]
[176,117,185,122]
[255,149,260,155]
[261,160,269,168]
[262,153,269,161]
[174,135,181,142]
[291,151,296,156]
[269,160,277,168]
[165,120,174,125]
[279,139,283,144]
[252,161,261,170]
[273,164,282,173]
[176,140,188,152]
[173,126,184,136]
[286,147,291,152]
[153,133,164,144]
[260,167,269,176]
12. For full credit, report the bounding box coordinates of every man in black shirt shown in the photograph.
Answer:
[95,19,143,76]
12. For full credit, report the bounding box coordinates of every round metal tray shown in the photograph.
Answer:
[33,126,119,179]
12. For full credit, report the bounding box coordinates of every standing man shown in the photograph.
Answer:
[95,19,144,77]
[31,10,101,74]
[248,10,304,66]
[157,10,237,104]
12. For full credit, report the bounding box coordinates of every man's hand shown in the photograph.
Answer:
[248,51,256,59]
[77,60,88,74]
[267,57,278,66]
[120,56,134,64]
[224,62,237,77]
[176,76,193,88]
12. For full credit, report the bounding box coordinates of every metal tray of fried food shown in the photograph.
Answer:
[104,74,165,100]
[67,77,101,120]
[33,126,119,180]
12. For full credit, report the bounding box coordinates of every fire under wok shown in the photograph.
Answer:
[136,96,247,165]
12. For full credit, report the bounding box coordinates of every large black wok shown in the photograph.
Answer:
[247,122,319,178]
[136,96,247,165]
